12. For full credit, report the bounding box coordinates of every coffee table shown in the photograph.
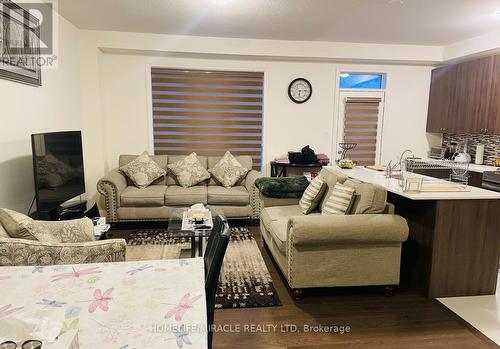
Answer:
[167,206,224,257]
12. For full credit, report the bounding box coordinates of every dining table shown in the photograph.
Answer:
[0,258,208,348]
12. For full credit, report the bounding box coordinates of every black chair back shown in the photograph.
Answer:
[204,215,230,349]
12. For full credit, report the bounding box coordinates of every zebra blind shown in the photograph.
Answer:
[151,68,263,170]
[343,97,382,166]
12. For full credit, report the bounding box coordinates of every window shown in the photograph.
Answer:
[342,97,382,166]
[339,73,385,89]
[151,68,263,170]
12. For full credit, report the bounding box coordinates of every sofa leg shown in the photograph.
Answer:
[383,285,396,297]
[291,288,305,300]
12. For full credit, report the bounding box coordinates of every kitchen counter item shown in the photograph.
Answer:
[475,144,485,165]
[482,171,500,192]
[454,153,471,163]
[326,166,500,200]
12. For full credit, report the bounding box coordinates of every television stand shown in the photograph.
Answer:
[33,201,89,221]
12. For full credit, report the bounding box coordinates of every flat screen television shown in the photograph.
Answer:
[31,131,85,215]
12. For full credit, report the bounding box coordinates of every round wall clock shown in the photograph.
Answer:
[288,78,312,104]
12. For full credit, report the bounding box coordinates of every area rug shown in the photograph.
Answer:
[127,227,282,309]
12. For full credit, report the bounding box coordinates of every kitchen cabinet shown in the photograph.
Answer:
[426,65,458,133]
[487,55,500,134]
[427,54,499,135]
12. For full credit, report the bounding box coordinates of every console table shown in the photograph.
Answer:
[270,161,327,177]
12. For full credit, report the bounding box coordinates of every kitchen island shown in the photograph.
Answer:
[326,166,500,298]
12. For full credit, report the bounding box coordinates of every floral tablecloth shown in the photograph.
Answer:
[0,258,207,348]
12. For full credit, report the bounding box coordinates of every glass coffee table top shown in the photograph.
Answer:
[167,206,225,257]
[167,206,224,235]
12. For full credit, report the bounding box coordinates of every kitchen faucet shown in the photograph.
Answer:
[386,149,415,178]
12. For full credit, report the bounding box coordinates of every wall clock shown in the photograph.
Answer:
[288,78,312,104]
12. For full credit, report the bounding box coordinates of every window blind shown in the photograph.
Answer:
[151,68,264,170]
[343,97,382,166]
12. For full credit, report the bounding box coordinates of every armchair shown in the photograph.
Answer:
[0,208,126,266]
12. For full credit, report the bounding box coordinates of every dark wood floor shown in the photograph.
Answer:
[213,226,498,349]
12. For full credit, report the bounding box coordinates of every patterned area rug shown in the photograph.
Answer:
[127,227,282,309]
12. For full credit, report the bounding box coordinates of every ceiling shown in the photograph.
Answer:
[58,0,500,45]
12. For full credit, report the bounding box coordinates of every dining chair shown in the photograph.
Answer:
[204,215,230,349]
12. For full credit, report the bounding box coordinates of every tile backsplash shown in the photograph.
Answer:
[442,133,500,165]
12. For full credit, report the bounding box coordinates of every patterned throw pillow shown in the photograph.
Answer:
[167,152,211,188]
[119,152,166,189]
[322,183,356,215]
[299,177,326,214]
[0,208,59,243]
[210,151,250,188]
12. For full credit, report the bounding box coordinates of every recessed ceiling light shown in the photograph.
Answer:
[387,0,404,4]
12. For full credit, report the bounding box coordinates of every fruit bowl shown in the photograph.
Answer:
[338,159,355,169]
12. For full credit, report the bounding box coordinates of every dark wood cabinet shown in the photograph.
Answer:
[426,65,458,133]
[427,54,500,135]
[487,55,500,134]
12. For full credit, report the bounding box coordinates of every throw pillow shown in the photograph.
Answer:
[119,151,166,189]
[0,208,59,243]
[254,176,310,198]
[343,179,387,214]
[210,151,250,188]
[167,152,211,188]
[299,177,327,214]
[322,183,356,215]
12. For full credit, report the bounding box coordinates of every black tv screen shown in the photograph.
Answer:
[31,131,85,213]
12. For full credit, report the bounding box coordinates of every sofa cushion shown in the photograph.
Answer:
[299,177,326,214]
[322,183,356,215]
[268,219,288,254]
[209,151,250,188]
[165,186,208,206]
[318,169,349,212]
[166,155,208,186]
[0,208,58,243]
[0,223,10,238]
[207,186,250,206]
[208,155,253,186]
[119,154,168,185]
[343,179,387,214]
[255,176,309,198]
[119,152,166,188]
[167,153,210,188]
[121,185,167,207]
[261,205,304,232]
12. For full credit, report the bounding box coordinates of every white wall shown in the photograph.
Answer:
[0,16,83,213]
[97,52,438,176]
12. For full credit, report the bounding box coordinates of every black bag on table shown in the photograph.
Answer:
[301,145,318,164]
[287,151,303,164]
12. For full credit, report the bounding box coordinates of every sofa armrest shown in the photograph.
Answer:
[244,170,262,219]
[97,169,128,222]
[288,214,409,247]
[259,192,300,208]
[0,238,126,266]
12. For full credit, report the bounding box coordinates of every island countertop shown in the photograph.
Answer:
[325,166,500,201]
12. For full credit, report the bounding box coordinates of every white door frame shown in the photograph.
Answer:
[335,90,386,165]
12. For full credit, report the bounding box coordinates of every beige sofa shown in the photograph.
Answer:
[0,209,126,266]
[97,154,261,222]
[259,168,409,298]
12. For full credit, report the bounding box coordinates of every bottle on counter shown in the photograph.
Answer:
[475,144,485,165]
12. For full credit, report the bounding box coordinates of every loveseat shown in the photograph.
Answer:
[97,154,261,222]
[259,168,409,298]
